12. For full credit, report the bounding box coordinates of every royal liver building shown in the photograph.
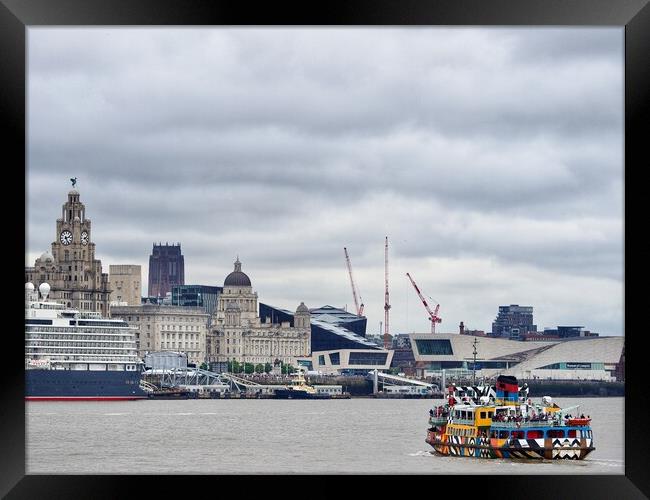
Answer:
[207,258,311,366]
[25,183,111,315]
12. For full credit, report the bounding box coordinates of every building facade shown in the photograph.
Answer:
[148,243,185,298]
[109,264,142,306]
[25,188,111,314]
[206,258,311,366]
[409,333,624,381]
[491,304,537,339]
[171,285,222,323]
[111,304,209,365]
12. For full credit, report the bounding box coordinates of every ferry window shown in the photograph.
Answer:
[568,430,577,438]
[480,412,487,419]
[527,430,543,439]
[547,430,565,438]
[498,431,509,439]
[511,431,524,439]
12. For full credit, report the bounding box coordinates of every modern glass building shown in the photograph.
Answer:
[308,305,367,338]
[171,285,222,318]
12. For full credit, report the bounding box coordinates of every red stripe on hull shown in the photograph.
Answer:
[26,396,148,401]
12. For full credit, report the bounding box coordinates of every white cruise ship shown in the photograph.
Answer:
[25,282,148,400]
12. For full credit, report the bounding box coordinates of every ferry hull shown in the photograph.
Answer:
[25,369,148,400]
[426,431,595,460]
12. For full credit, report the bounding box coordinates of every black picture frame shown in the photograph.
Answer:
[3,0,648,497]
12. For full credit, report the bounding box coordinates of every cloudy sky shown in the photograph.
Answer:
[26,28,623,337]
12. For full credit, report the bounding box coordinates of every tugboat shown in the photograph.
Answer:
[425,375,595,460]
[272,370,330,399]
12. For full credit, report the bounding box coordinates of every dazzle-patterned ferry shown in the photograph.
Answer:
[425,375,595,460]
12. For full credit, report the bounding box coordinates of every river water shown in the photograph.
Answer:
[26,397,623,474]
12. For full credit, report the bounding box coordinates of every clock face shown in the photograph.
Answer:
[81,231,89,245]
[60,230,73,245]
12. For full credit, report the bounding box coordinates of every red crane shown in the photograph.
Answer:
[406,272,442,334]
[384,236,391,349]
[343,247,364,316]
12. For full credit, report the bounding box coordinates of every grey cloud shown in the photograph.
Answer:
[26,27,624,336]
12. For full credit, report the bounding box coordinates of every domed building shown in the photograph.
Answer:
[206,258,311,367]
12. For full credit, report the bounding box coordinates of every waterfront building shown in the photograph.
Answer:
[260,303,393,374]
[301,348,394,375]
[109,265,142,306]
[491,304,537,340]
[111,304,208,365]
[171,285,222,324]
[148,243,185,298]
[308,305,367,337]
[409,332,624,381]
[206,258,311,366]
[25,187,111,314]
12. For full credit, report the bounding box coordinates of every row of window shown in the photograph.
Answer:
[27,333,135,341]
[490,429,591,439]
[127,316,204,323]
[29,348,137,355]
[27,341,136,348]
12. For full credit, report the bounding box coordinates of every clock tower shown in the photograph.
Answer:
[26,186,112,315]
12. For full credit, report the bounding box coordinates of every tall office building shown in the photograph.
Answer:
[491,304,536,340]
[148,243,185,298]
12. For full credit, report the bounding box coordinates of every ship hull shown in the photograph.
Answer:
[25,369,148,400]
[426,431,595,460]
[273,389,330,399]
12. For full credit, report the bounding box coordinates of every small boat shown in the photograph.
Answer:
[425,375,595,460]
[272,370,330,399]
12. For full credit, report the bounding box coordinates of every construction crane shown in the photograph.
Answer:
[406,272,442,334]
[343,247,364,316]
[384,236,391,349]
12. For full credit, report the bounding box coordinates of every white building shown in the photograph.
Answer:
[409,333,624,381]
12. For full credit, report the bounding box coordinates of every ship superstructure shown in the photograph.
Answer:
[426,375,595,460]
[25,282,147,400]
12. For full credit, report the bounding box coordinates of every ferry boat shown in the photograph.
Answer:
[425,375,595,460]
[25,282,148,401]
[272,370,330,399]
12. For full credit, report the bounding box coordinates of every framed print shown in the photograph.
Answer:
[2,0,648,497]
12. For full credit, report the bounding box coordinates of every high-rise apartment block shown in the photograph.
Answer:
[148,243,184,298]
[491,304,536,340]
[109,264,142,306]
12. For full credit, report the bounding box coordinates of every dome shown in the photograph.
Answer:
[25,282,35,291]
[296,302,309,314]
[68,189,79,196]
[224,258,251,287]
[39,251,54,262]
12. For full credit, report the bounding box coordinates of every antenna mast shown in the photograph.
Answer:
[384,236,391,349]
